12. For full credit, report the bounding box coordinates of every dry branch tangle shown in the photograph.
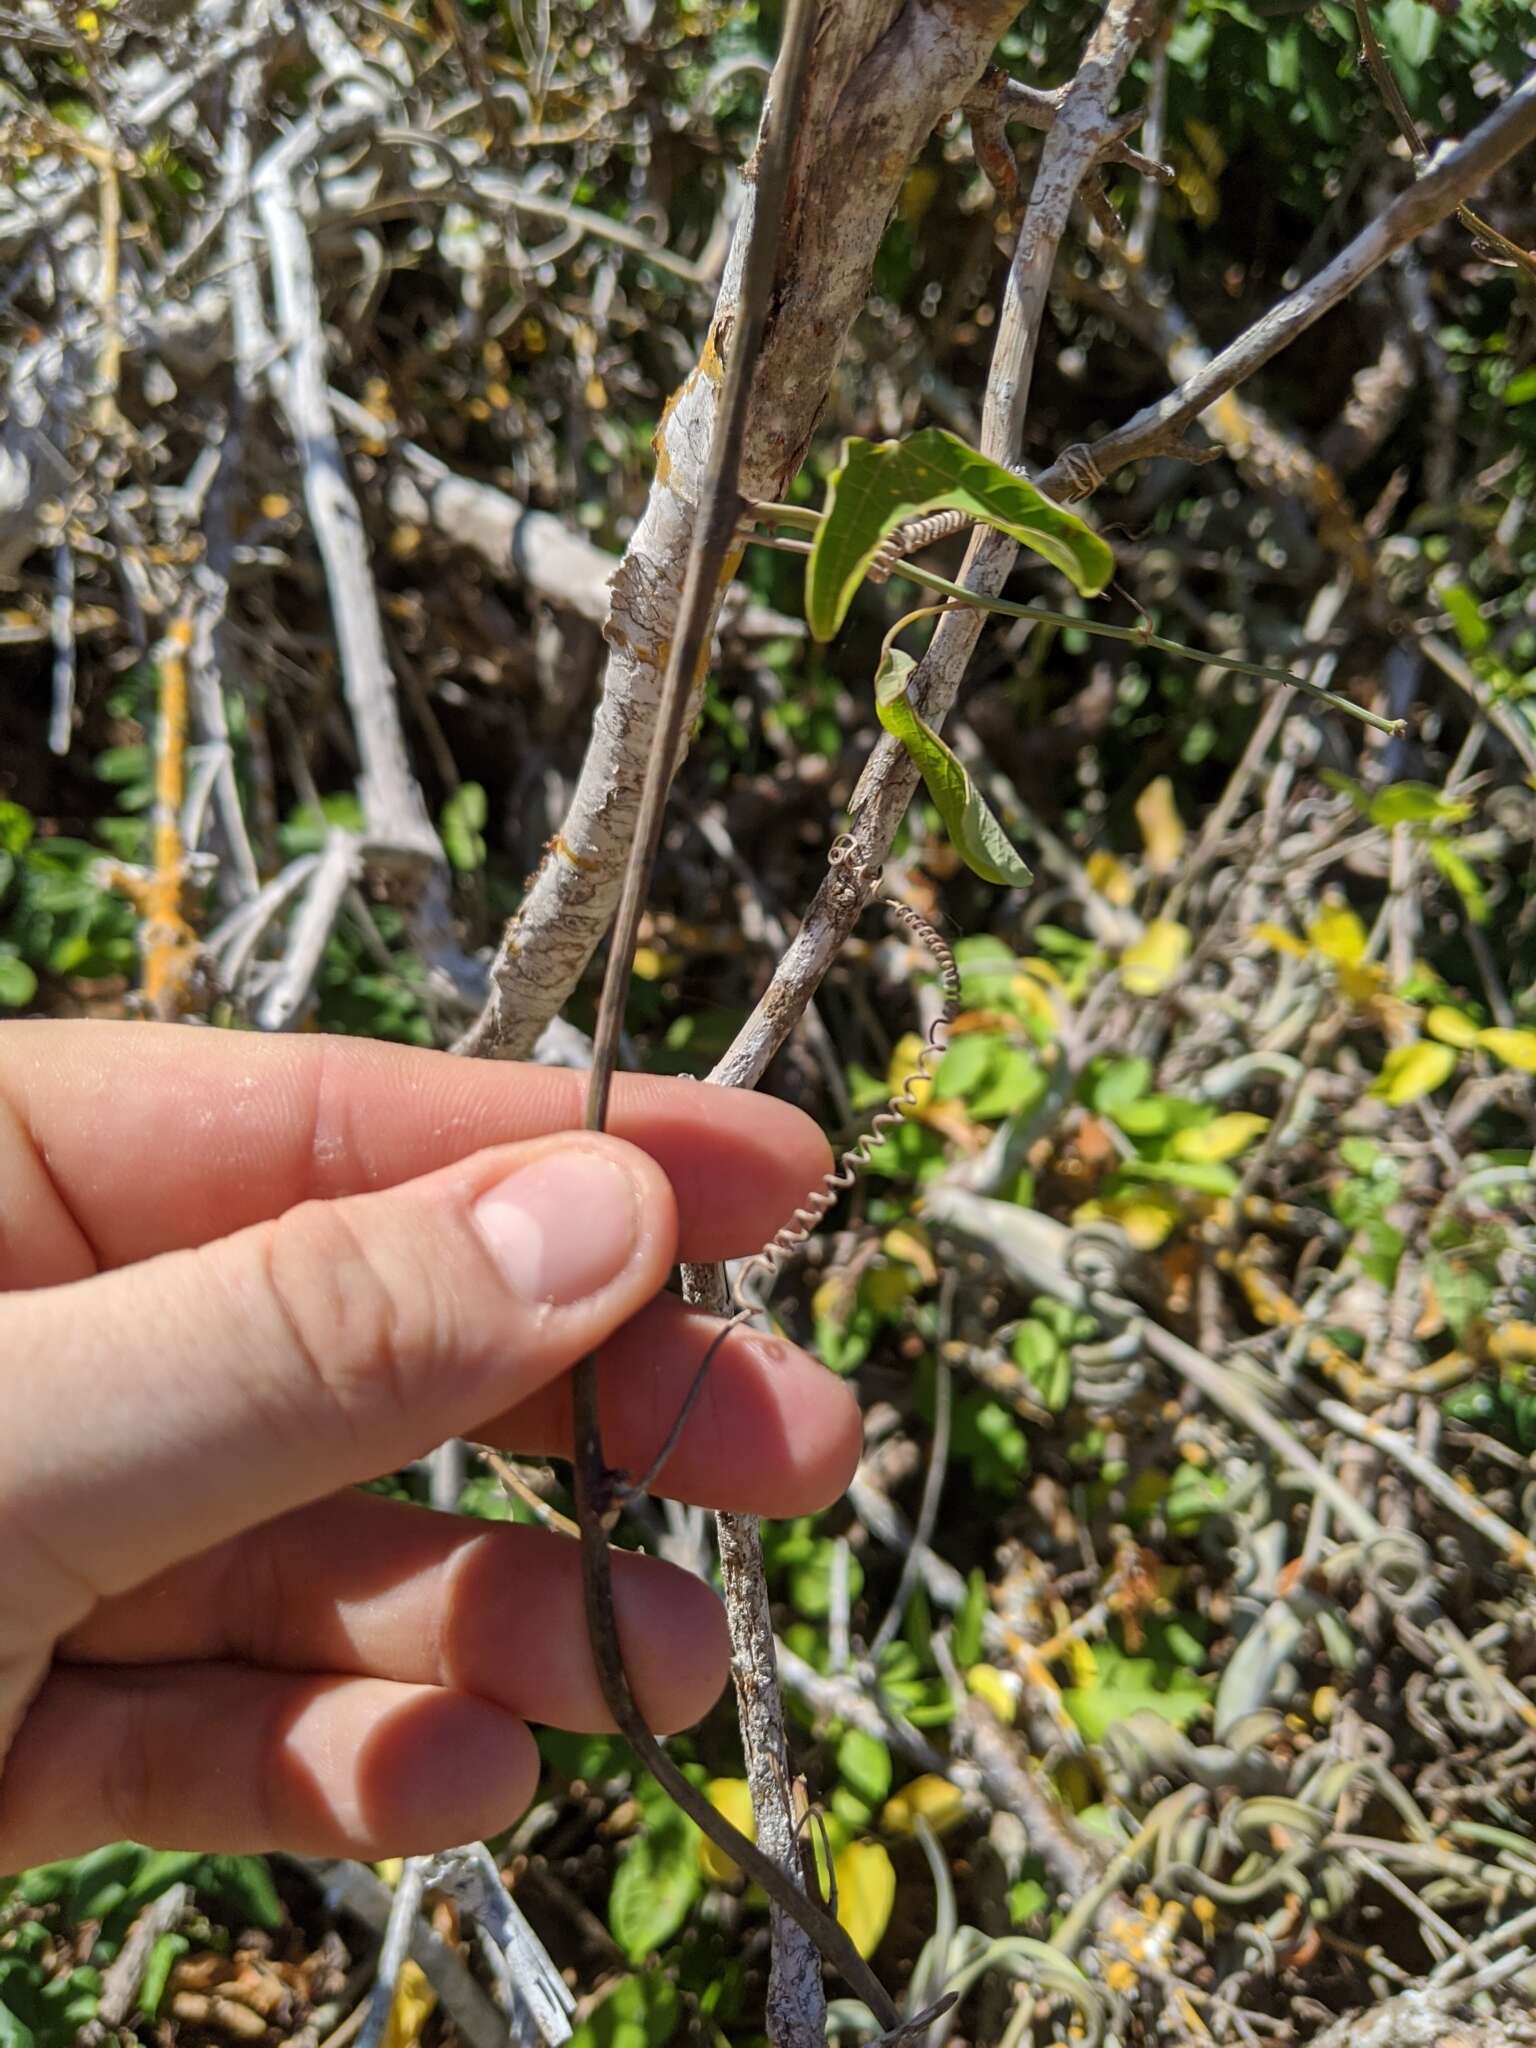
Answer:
[460,0,1019,1059]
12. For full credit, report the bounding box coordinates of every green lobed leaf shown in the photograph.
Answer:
[806,428,1113,640]
[874,651,1032,888]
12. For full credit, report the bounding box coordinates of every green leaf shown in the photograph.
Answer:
[1062,1648,1209,1744]
[1367,782,1472,829]
[837,1728,893,1808]
[0,954,38,1009]
[953,1568,989,1667]
[1427,838,1490,923]
[137,1934,188,2021]
[1438,582,1489,655]
[0,801,34,855]
[1013,1318,1071,1412]
[806,428,1113,640]
[608,1801,702,1963]
[875,651,1032,888]
[441,782,488,872]
[197,1855,283,1931]
[1082,1055,1153,1119]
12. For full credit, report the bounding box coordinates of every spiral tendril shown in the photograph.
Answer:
[618,848,959,1505]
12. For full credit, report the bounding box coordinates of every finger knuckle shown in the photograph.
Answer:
[259,1199,426,1439]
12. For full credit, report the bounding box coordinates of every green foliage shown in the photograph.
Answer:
[607,1777,702,1963]
[568,1970,680,2048]
[806,428,1113,641]
[0,799,136,1000]
[874,645,1032,887]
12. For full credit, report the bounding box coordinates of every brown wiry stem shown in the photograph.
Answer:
[563,0,901,2022]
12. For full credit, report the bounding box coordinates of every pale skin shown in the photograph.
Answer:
[0,1023,862,1872]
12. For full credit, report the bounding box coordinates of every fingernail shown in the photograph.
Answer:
[474,1149,641,1306]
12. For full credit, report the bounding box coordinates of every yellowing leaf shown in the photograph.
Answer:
[379,1962,436,2048]
[1308,904,1368,969]
[887,1031,934,1116]
[700,1778,755,1884]
[1119,919,1190,996]
[833,1841,896,1960]
[1478,1028,1536,1074]
[965,1665,1016,1724]
[1074,1192,1181,1250]
[1170,1113,1269,1164]
[375,1858,405,1888]
[1010,971,1061,1035]
[1427,1006,1482,1049]
[883,1224,939,1285]
[1368,1040,1457,1106]
[1251,921,1308,959]
[1135,777,1185,875]
[880,1774,967,1838]
[1086,850,1135,906]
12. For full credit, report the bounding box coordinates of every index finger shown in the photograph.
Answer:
[0,1022,831,1285]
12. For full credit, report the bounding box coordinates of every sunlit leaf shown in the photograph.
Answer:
[837,1729,893,1809]
[875,650,1032,887]
[832,1841,896,1961]
[1478,1028,1536,1074]
[1368,1040,1457,1105]
[1367,781,1472,829]
[880,1774,968,1838]
[966,1665,1016,1724]
[699,1778,755,1884]
[1308,903,1367,968]
[1119,919,1190,996]
[1170,1112,1269,1164]
[807,430,1112,640]
[1427,1005,1481,1048]
[380,1961,437,2048]
[1134,776,1185,874]
[1251,921,1307,959]
[1085,850,1135,905]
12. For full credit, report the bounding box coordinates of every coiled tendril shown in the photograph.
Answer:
[619,838,959,1503]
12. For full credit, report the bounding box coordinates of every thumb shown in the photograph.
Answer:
[0,1133,676,1645]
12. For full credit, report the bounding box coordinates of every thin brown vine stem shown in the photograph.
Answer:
[560,0,904,2020]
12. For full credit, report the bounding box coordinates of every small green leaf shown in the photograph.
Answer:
[1013,1317,1071,1412]
[837,1728,893,1808]
[441,782,488,872]
[1367,782,1472,829]
[0,954,37,1009]
[875,650,1032,888]
[137,1934,189,2021]
[0,801,34,855]
[807,428,1113,640]
[1427,837,1490,923]
[1438,582,1489,655]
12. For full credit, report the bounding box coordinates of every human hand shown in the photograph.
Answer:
[0,1023,859,1871]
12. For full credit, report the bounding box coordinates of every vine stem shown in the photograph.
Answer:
[743,506,1406,737]
[564,0,903,2024]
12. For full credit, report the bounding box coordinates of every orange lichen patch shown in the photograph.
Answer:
[651,368,700,488]
[104,612,201,1019]
[699,327,726,384]
[550,833,603,874]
